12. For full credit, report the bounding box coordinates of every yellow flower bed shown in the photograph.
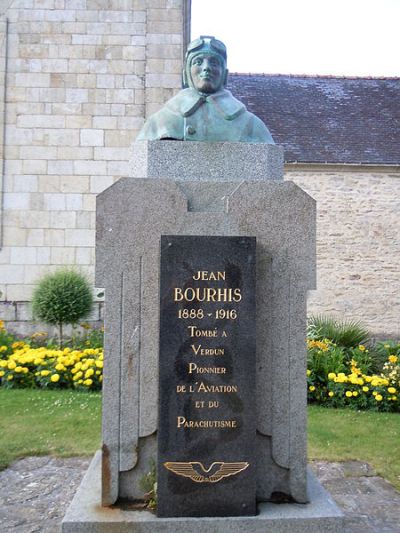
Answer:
[307,335,400,412]
[307,362,399,412]
[0,342,103,391]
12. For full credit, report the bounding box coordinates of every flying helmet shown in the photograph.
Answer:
[183,36,228,89]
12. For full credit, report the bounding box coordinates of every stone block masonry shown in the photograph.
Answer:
[0,0,187,315]
[0,299,103,337]
[287,166,400,338]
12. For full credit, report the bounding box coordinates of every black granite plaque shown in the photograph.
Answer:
[157,235,256,518]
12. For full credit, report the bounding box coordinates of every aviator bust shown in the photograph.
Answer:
[137,36,274,143]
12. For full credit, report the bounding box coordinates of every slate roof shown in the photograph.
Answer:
[228,74,400,165]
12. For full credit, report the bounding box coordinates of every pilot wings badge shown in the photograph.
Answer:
[163,461,249,483]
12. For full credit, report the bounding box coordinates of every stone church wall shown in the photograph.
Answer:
[0,0,186,307]
[287,166,400,338]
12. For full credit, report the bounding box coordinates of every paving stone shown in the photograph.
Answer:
[0,456,90,533]
[310,461,400,533]
[0,458,400,532]
[341,461,376,478]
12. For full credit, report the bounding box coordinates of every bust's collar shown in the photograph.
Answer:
[168,88,246,120]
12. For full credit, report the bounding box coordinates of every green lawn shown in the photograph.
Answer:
[0,388,101,470]
[308,405,400,490]
[1,390,399,491]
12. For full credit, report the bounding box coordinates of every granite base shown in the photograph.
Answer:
[129,141,284,181]
[62,451,344,532]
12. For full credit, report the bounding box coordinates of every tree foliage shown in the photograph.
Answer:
[32,269,93,346]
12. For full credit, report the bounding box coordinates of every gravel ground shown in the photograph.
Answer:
[0,456,399,532]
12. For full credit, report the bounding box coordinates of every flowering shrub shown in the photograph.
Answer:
[306,324,400,412]
[0,320,104,391]
[66,323,104,350]
[0,321,103,391]
[377,342,400,389]
[307,338,346,382]
[0,320,17,357]
[307,354,399,412]
[0,343,103,391]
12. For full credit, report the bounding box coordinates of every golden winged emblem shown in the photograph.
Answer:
[163,461,249,483]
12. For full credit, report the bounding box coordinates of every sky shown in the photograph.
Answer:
[191,0,399,77]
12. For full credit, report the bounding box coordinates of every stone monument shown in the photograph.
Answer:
[62,36,344,531]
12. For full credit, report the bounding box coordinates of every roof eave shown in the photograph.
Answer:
[284,161,400,173]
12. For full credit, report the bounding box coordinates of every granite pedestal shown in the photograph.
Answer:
[96,177,315,502]
[62,451,344,532]
[62,141,343,530]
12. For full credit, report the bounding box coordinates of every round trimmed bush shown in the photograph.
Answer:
[32,269,93,346]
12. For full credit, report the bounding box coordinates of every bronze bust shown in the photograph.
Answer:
[137,36,274,143]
